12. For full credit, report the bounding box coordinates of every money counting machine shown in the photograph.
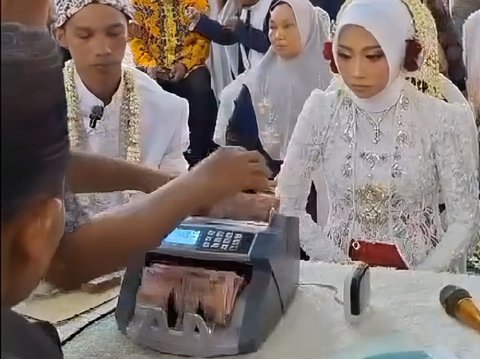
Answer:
[115,213,300,357]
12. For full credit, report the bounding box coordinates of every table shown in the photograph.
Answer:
[61,262,480,359]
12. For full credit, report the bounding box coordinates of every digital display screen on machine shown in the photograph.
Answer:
[164,229,201,246]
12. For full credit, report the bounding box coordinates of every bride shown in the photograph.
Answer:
[276,0,480,272]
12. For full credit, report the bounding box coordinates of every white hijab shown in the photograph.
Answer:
[333,0,415,112]
[215,0,331,160]
[463,10,480,118]
[329,0,469,107]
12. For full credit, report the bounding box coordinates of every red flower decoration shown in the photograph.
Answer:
[323,41,338,73]
[404,38,423,72]
[323,41,334,61]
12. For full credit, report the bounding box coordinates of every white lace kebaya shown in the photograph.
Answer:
[277,0,480,272]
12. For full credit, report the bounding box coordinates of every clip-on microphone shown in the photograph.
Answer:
[89,105,104,129]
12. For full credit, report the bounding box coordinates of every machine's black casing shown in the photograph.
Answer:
[115,213,300,357]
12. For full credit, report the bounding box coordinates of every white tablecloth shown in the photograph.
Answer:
[62,262,480,359]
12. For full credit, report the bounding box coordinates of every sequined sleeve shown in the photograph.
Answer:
[277,90,348,262]
[418,103,480,272]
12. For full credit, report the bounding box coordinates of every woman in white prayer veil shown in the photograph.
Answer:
[214,0,332,175]
[277,0,479,272]
[214,0,331,243]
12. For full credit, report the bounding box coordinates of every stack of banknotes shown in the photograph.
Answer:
[137,263,245,329]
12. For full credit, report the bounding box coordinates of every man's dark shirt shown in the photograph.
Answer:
[424,0,466,88]
[1,307,63,359]
[310,0,343,20]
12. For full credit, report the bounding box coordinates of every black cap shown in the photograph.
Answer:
[439,285,472,317]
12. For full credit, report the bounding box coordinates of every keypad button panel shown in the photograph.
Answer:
[196,229,254,254]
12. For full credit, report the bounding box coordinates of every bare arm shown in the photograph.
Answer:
[67,151,173,194]
[48,174,211,289]
[47,149,270,290]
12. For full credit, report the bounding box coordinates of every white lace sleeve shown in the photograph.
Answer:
[158,104,189,175]
[277,90,347,262]
[440,74,470,106]
[438,75,475,207]
[214,95,231,145]
[418,103,480,272]
[214,74,247,145]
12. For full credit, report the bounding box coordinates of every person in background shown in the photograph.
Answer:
[423,0,466,90]
[463,9,480,272]
[188,0,273,80]
[309,0,344,20]
[463,10,480,129]
[204,0,232,99]
[130,0,218,167]
[211,0,228,13]
[1,1,271,355]
[214,0,331,259]
[53,0,190,226]
[215,0,331,176]
[450,0,480,40]
[462,11,480,275]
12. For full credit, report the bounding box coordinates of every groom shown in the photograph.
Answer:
[54,0,191,222]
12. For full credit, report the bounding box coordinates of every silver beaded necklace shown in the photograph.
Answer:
[356,103,397,144]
